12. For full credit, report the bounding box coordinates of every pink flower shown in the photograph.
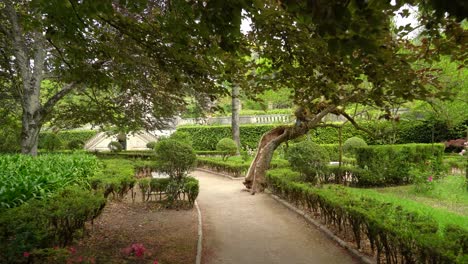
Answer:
[153,259,159,264]
[23,252,30,257]
[68,247,77,254]
[131,243,146,257]
[427,176,433,182]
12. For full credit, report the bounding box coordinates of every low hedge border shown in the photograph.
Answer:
[266,168,468,264]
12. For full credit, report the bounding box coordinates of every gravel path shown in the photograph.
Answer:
[193,170,359,264]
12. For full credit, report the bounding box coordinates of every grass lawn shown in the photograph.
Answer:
[374,174,468,217]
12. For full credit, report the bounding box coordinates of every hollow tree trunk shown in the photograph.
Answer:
[243,124,311,194]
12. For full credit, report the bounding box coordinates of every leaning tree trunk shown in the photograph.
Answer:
[243,124,311,194]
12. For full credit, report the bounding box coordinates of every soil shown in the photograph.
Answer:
[72,190,198,264]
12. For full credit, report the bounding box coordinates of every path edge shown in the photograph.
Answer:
[195,200,203,264]
[270,194,375,264]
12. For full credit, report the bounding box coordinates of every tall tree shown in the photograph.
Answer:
[0,0,225,155]
[237,0,467,193]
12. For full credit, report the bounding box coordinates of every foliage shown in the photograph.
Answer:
[146,141,157,149]
[39,131,97,150]
[356,144,445,186]
[266,168,468,263]
[90,158,137,200]
[108,141,123,152]
[216,138,238,160]
[285,142,330,184]
[168,131,193,146]
[343,137,367,157]
[41,133,63,151]
[197,156,289,178]
[137,177,199,207]
[178,121,466,151]
[154,139,196,181]
[67,140,85,150]
[0,154,100,209]
[0,186,106,263]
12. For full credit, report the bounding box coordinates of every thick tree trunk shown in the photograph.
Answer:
[244,104,338,194]
[244,124,310,194]
[231,84,241,154]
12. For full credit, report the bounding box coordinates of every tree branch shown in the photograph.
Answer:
[340,111,375,137]
[41,82,78,117]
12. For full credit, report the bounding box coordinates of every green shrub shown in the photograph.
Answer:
[0,186,106,263]
[67,139,85,150]
[0,154,100,209]
[266,168,468,263]
[216,138,238,160]
[108,141,123,152]
[146,141,157,149]
[39,130,97,150]
[169,131,193,146]
[355,143,445,186]
[154,139,196,181]
[343,136,367,157]
[41,133,62,151]
[285,141,330,184]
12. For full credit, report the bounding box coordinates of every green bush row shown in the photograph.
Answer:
[138,177,199,207]
[266,169,468,263]
[197,156,289,177]
[0,154,101,209]
[38,130,97,150]
[177,120,466,151]
[355,143,445,186]
[0,186,106,263]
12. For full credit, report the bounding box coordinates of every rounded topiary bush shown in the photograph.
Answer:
[154,139,197,180]
[285,141,330,183]
[108,141,123,152]
[216,138,238,160]
[42,133,62,151]
[68,139,85,150]
[343,136,367,157]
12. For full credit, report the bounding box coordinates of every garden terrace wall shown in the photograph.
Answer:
[266,168,468,264]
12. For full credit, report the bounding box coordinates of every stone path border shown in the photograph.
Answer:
[196,168,375,264]
[195,200,203,264]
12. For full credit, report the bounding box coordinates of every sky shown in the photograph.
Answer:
[240,3,421,38]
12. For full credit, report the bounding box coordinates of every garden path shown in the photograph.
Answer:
[193,170,359,264]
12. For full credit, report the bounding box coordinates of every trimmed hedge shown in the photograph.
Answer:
[39,130,97,150]
[177,120,466,151]
[197,156,289,177]
[0,186,106,263]
[266,168,468,263]
[355,143,445,186]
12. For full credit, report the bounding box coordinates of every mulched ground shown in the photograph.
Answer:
[71,193,198,264]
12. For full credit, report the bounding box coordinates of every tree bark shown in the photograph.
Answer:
[244,104,338,194]
[232,84,241,155]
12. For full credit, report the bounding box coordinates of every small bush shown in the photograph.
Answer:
[42,133,62,151]
[108,141,123,152]
[146,141,157,149]
[154,139,197,181]
[67,139,85,150]
[216,138,238,160]
[169,131,192,146]
[343,137,367,157]
[285,141,330,184]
